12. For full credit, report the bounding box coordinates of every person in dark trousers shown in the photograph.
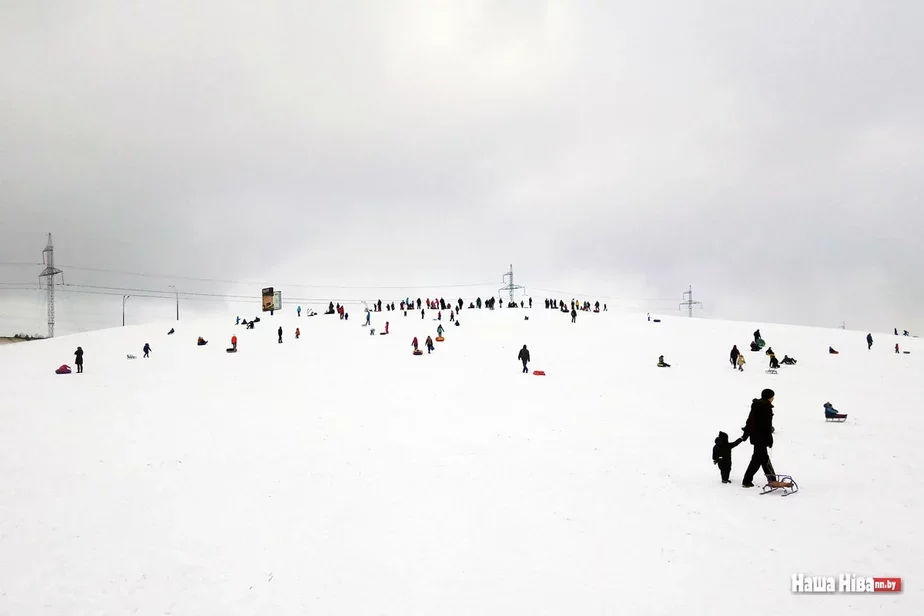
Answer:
[278,326,283,343]
[741,389,776,487]
[867,333,873,350]
[143,343,151,358]
[571,308,577,323]
[518,345,530,373]
[713,431,744,483]
[74,346,84,373]
[730,345,740,368]
[753,329,761,343]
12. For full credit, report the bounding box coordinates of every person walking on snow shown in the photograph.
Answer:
[736,354,746,371]
[571,308,577,323]
[74,346,84,373]
[713,431,744,483]
[730,345,740,368]
[741,389,777,487]
[437,324,444,337]
[867,333,873,350]
[518,345,530,373]
[143,343,151,358]
[425,336,434,353]
[366,310,371,326]
[297,306,302,317]
[278,326,283,343]
[295,328,300,339]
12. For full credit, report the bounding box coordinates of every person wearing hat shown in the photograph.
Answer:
[740,388,777,487]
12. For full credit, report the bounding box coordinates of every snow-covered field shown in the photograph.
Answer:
[1,305,920,614]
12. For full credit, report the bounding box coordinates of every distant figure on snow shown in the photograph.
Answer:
[730,345,740,368]
[736,354,746,371]
[518,345,530,373]
[896,343,900,354]
[781,355,796,365]
[768,353,779,370]
[143,343,151,358]
[297,306,302,317]
[74,346,84,373]
[867,333,873,350]
[278,326,283,343]
[823,402,840,418]
[197,337,207,346]
[295,328,300,339]
[829,346,839,354]
[713,431,744,484]
[425,336,434,354]
[412,337,419,352]
[231,335,237,351]
[657,355,670,368]
[571,308,577,323]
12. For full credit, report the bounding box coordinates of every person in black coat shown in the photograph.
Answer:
[518,345,530,373]
[713,431,744,483]
[741,388,777,487]
[730,345,740,368]
[74,346,84,373]
[867,333,873,350]
[277,326,283,343]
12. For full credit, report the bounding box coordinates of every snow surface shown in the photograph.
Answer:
[1,306,921,614]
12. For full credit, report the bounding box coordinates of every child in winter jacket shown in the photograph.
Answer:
[713,431,744,483]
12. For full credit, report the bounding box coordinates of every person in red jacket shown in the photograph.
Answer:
[231,335,237,351]
[412,337,419,352]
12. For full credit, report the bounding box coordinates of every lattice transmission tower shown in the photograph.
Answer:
[499,264,526,305]
[38,233,64,338]
[679,285,703,318]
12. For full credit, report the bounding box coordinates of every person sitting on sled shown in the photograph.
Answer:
[657,355,670,367]
[750,341,760,352]
[829,346,839,354]
[768,353,780,370]
[823,402,840,417]
[713,431,744,484]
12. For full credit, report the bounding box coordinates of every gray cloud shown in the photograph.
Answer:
[2,1,922,336]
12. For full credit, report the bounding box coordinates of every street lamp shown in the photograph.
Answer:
[122,295,131,327]
[169,285,179,320]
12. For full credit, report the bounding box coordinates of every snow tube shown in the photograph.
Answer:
[55,364,71,375]
[756,338,766,348]
[533,370,546,376]
[435,336,445,342]
[413,350,423,355]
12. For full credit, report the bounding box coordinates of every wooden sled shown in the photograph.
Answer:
[825,414,847,422]
[533,370,546,376]
[435,336,445,342]
[760,474,799,496]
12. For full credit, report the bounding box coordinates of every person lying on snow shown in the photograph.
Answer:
[713,431,744,483]
[781,355,796,365]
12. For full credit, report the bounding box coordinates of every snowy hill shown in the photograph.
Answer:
[0,306,920,614]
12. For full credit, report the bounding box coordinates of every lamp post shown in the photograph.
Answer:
[169,285,179,320]
[122,295,131,327]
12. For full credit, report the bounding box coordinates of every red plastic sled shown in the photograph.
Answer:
[533,370,546,376]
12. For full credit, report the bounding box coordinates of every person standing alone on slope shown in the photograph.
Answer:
[74,346,84,373]
[518,345,530,373]
[867,333,874,350]
[741,389,776,487]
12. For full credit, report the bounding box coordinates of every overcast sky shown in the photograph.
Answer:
[2,1,922,336]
